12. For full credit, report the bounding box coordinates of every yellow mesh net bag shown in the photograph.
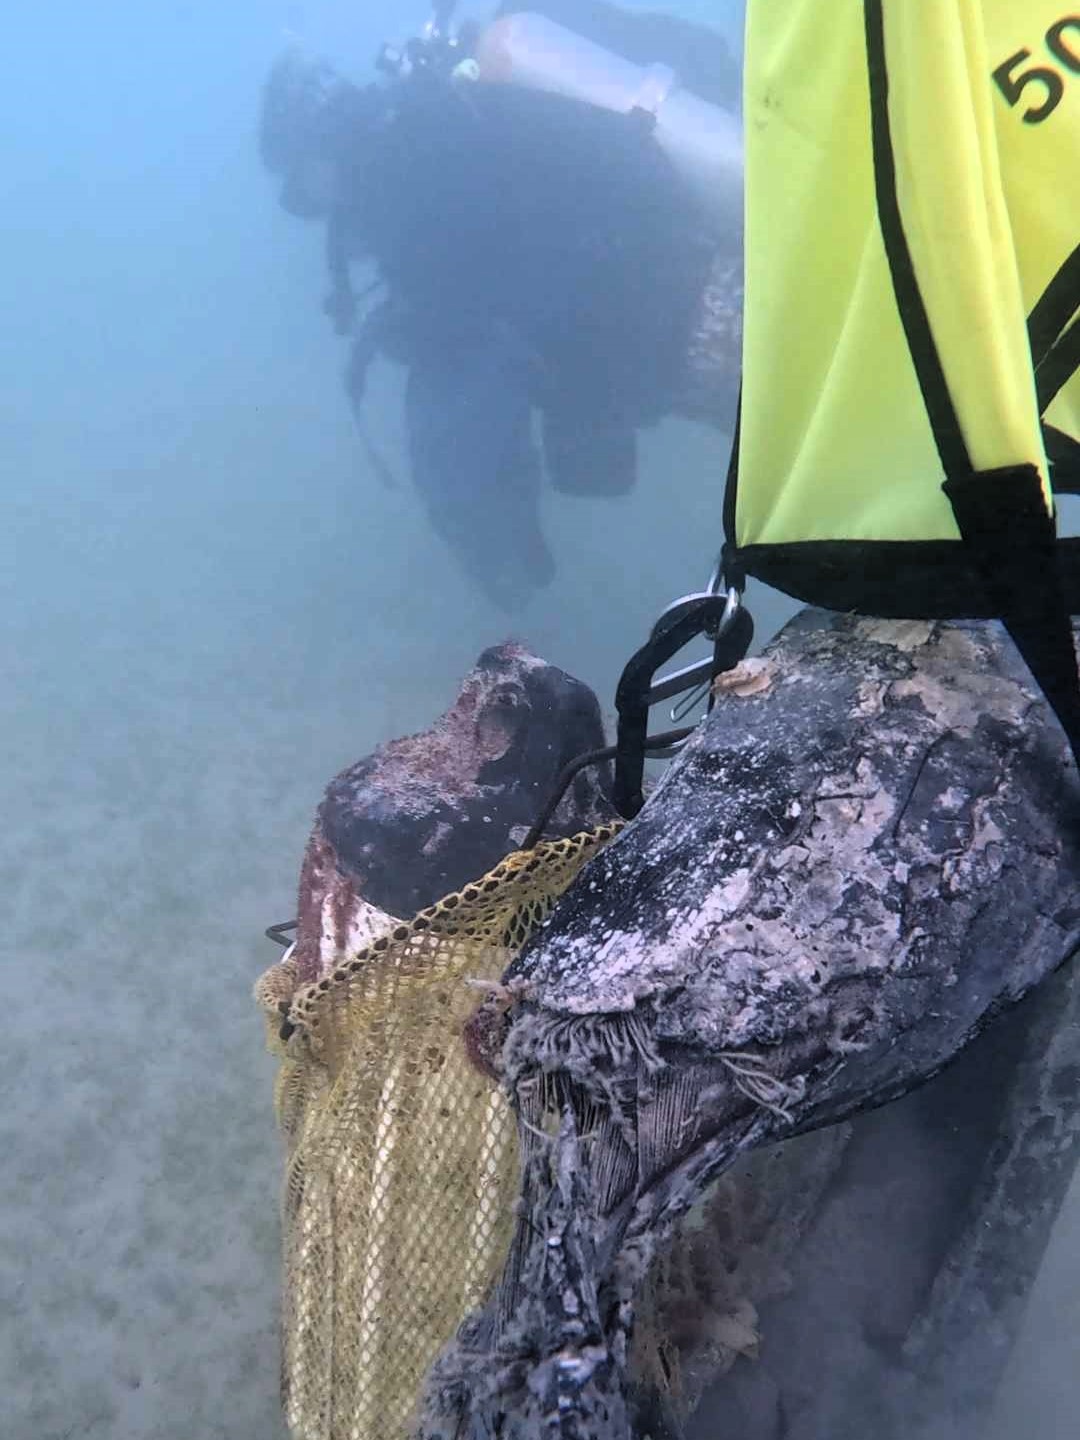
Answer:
[254,824,621,1440]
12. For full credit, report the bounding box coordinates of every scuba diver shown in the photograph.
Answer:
[258,1,743,610]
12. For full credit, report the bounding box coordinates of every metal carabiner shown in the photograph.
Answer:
[613,576,753,819]
[665,586,743,722]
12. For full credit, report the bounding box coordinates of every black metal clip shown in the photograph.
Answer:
[613,587,753,819]
[265,918,298,949]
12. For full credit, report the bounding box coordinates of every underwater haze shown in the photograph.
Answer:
[2,1,1078,1437]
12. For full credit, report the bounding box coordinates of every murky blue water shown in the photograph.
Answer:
[3,3,1076,1437]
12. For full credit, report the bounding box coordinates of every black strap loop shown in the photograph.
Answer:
[943,465,1080,767]
[613,596,753,819]
[520,726,695,852]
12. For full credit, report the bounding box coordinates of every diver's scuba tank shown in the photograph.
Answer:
[473,11,743,231]
[377,6,743,231]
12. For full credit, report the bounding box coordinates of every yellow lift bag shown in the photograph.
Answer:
[723,0,1080,754]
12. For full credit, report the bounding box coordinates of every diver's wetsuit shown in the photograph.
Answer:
[268,6,732,607]
[348,80,716,487]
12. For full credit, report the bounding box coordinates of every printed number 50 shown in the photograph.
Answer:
[993,17,1080,123]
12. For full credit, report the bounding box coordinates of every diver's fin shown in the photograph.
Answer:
[405,332,554,606]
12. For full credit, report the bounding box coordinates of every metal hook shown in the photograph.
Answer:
[650,584,743,712]
[613,583,753,819]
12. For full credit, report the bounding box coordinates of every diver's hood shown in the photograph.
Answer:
[260,47,389,181]
[259,47,340,175]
